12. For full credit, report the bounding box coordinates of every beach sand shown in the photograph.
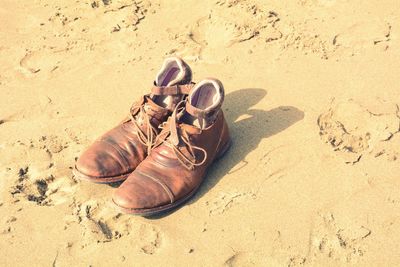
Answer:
[1,0,400,266]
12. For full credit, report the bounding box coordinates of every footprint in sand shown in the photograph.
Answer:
[82,0,149,33]
[15,1,151,71]
[171,1,281,60]
[69,200,129,245]
[278,20,335,59]
[4,135,78,206]
[190,4,280,47]
[68,200,163,254]
[206,191,256,216]
[9,167,77,206]
[137,223,162,255]
[333,20,391,53]
[19,50,63,77]
[309,212,371,264]
[318,98,400,164]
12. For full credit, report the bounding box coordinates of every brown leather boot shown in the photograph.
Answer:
[74,57,194,183]
[113,78,231,215]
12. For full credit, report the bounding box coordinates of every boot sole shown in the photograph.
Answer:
[73,166,131,184]
[112,139,232,216]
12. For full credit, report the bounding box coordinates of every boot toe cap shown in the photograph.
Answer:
[113,171,172,211]
[75,142,128,179]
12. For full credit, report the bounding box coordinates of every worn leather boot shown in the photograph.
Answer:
[113,78,231,215]
[74,57,194,183]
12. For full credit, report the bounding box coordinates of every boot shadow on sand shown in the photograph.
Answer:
[147,88,304,218]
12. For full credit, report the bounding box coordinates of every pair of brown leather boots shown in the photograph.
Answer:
[74,57,231,216]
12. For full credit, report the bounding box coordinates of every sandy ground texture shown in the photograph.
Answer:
[1,0,400,266]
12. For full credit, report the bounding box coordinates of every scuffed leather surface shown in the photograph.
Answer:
[113,111,231,210]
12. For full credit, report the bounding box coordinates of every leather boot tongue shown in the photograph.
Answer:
[151,84,185,111]
[136,97,169,129]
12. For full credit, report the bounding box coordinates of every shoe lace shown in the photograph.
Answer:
[128,97,159,155]
[125,83,196,155]
[157,101,207,170]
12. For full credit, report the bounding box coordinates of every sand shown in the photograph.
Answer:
[1,0,400,266]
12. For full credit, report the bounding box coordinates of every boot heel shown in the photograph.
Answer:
[215,139,232,160]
